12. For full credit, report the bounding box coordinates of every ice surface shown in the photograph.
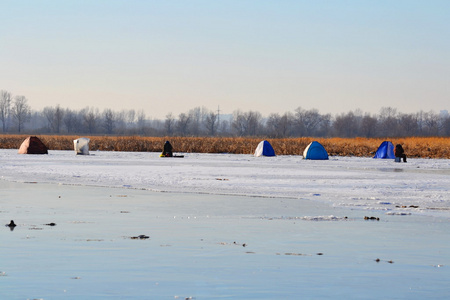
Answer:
[1,181,449,299]
[1,149,449,217]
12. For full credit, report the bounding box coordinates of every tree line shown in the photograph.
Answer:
[1,90,450,137]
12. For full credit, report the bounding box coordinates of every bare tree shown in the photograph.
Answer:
[266,112,293,138]
[204,111,218,136]
[247,111,262,136]
[397,113,418,137]
[103,108,115,134]
[443,115,450,136]
[126,109,136,125]
[422,111,440,136]
[43,106,56,132]
[378,107,398,136]
[232,110,247,136]
[231,110,262,136]
[187,107,201,136]
[316,113,332,137]
[176,113,191,136]
[0,90,12,132]
[218,119,231,136]
[136,109,146,135]
[302,108,322,136]
[81,107,99,134]
[360,114,378,137]
[11,95,31,133]
[63,108,81,133]
[164,113,176,136]
[333,111,359,137]
[266,113,281,137]
[54,105,64,133]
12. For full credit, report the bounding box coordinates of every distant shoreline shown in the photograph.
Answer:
[1,135,449,158]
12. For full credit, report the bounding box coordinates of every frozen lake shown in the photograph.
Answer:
[1,149,450,217]
[1,150,450,299]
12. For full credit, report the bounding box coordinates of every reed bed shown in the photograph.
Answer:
[1,135,449,158]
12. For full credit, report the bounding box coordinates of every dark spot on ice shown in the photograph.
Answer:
[233,241,247,247]
[375,258,394,264]
[6,220,16,227]
[131,235,149,239]
[45,223,56,226]
[6,220,16,231]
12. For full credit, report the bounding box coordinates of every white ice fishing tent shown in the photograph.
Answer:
[74,137,90,155]
[254,140,276,157]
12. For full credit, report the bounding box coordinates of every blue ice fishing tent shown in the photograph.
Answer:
[303,141,329,160]
[254,140,276,157]
[373,141,395,159]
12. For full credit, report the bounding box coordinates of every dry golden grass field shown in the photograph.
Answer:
[1,135,450,158]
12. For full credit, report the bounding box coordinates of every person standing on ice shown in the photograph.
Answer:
[162,141,173,157]
[394,144,407,162]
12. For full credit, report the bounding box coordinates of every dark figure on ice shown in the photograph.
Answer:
[6,220,16,231]
[162,141,173,157]
[394,144,407,163]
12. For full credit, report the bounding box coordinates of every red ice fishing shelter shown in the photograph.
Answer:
[18,136,48,154]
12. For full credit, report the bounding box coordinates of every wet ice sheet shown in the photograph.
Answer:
[0,149,449,217]
[1,181,449,299]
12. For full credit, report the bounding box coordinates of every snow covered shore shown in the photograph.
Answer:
[1,149,449,217]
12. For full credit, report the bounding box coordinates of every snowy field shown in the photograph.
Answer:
[1,149,450,299]
[1,149,450,217]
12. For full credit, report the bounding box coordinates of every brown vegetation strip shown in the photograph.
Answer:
[1,135,449,158]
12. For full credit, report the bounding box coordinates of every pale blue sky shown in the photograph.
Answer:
[1,1,449,118]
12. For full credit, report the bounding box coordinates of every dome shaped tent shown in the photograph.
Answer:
[373,141,395,159]
[303,141,328,160]
[74,137,90,155]
[18,136,48,154]
[254,140,276,157]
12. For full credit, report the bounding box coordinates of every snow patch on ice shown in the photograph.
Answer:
[301,215,348,221]
[386,212,412,216]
